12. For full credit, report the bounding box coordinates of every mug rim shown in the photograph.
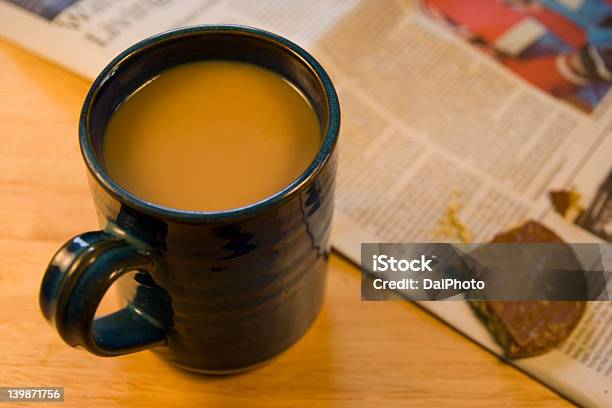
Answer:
[80,24,340,223]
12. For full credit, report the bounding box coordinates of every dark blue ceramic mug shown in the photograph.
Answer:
[39,25,339,373]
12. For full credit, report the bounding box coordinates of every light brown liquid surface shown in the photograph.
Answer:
[103,61,321,211]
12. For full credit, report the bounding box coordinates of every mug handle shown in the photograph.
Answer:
[40,231,170,356]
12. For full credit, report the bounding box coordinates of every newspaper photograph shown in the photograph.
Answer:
[420,0,612,114]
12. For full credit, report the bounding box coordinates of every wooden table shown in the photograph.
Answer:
[0,39,573,407]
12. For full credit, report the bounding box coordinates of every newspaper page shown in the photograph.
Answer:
[322,2,611,407]
[0,0,610,406]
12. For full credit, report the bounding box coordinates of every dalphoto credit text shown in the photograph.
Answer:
[372,278,485,291]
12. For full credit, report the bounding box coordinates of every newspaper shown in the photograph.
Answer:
[0,0,610,406]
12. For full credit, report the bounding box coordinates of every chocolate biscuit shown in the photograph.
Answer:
[469,221,586,358]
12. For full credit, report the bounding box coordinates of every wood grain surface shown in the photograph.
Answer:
[0,39,573,407]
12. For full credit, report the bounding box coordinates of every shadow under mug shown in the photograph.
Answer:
[39,25,340,373]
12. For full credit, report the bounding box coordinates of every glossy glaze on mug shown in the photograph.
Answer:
[91,153,335,371]
[40,25,340,373]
